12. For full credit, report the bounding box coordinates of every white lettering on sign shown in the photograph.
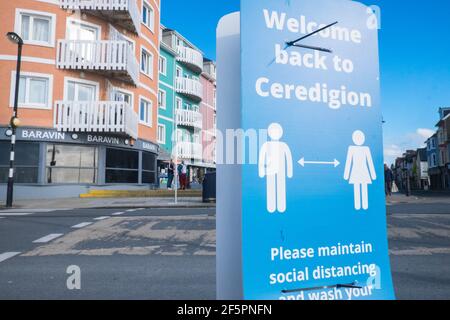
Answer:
[143,142,157,152]
[275,44,328,70]
[263,9,362,44]
[87,135,121,145]
[255,78,372,109]
[22,130,65,140]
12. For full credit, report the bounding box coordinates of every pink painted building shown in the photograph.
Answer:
[200,59,217,166]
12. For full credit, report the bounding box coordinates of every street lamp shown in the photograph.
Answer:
[5,32,23,208]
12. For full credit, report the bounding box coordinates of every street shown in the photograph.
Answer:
[0,195,449,300]
[0,208,216,300]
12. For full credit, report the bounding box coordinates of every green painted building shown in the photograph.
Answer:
[157,27,207,185]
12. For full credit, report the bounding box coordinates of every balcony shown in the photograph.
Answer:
[203,63,216,80]
[176,46,203,73]
[54,101,139,139]
[57,40,139,86]
[176,109,202,130]
[174,142,203,160]
[175,77,203,102]
[60,0,140,34]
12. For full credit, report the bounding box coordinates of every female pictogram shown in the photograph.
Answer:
[344,130,377,210]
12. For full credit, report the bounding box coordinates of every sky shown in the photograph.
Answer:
[162,0,450,165]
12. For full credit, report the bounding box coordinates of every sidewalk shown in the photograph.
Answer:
[0,197,215,211]
[387,191,450,205]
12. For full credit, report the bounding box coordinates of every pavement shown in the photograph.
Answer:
[0,197,215,211]
[0,192,449,300]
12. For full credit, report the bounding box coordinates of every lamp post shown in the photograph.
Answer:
[5,32,23,208]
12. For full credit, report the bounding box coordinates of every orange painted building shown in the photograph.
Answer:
[0,0,161,198]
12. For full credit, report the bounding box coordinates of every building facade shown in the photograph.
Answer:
[0,0,161,199]
[157,29,176,162]
[426,133,441,190]
[157,27,216,186]
[414,148,429,190]
[200,58,217,168]
[435,107,450,189]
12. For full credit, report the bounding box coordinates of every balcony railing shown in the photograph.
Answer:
[60,0,140,34]
[176,46,203,73]
[203,63,216,80]
[176,109,202,130]
[57,40,139,86]
[174,142,203,160]
[175,77,203,102]
[54,101,139,139]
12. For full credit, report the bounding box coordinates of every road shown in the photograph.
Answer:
[387,197,450,300]
[0,199,449,300]
[0,208,216,300]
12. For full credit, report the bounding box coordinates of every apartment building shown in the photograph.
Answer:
[157,28,176,163]
[0,0,161,199]
[200,58,217,168]
[426,133,440,190]
[435,107,450,189]
[157,27,216,185]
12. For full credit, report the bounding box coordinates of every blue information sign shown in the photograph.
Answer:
[240,0,395,300]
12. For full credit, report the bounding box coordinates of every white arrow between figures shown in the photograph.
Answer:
[298,158,340,168]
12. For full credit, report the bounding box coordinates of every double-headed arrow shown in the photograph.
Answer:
[298,157,340,168]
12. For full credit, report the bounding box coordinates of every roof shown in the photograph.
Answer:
[416,148,427,161]
[436,113,450,127]
[162,28,204,54]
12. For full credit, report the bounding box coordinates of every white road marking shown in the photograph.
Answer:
[0,213,34,216]
[72,222,93,229]
[126,209,137,212]
[0,252,21,263]
[94,216,110,221]
[33,234,64,243]
[112,212,125,216]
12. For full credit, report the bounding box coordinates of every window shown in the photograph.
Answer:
[64,78,98,103]
[432,154,437,167]
[0,142,39,184]
[141,48,154,78]
[105,148,139,183]
[159,55,167,75]
[142,152,157,184]
[46,144,98,184]
[158,89,166,109]
[142,1,155,32]
[67,19,99,41]
[139,97,153,126]
[16,9,55,47]
[176,97,182,110]
[112,89,133,107]
[158,124,166,144]
[176,66,183,78]
[11,72,52,109]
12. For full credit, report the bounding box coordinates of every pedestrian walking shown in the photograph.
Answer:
[384,164,394,196]
[178,161,188,190]
[167,160,175,190]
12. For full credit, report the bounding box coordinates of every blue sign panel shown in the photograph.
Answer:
[240,0,395,300]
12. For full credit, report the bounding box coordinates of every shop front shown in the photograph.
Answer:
[0,127,159,200]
